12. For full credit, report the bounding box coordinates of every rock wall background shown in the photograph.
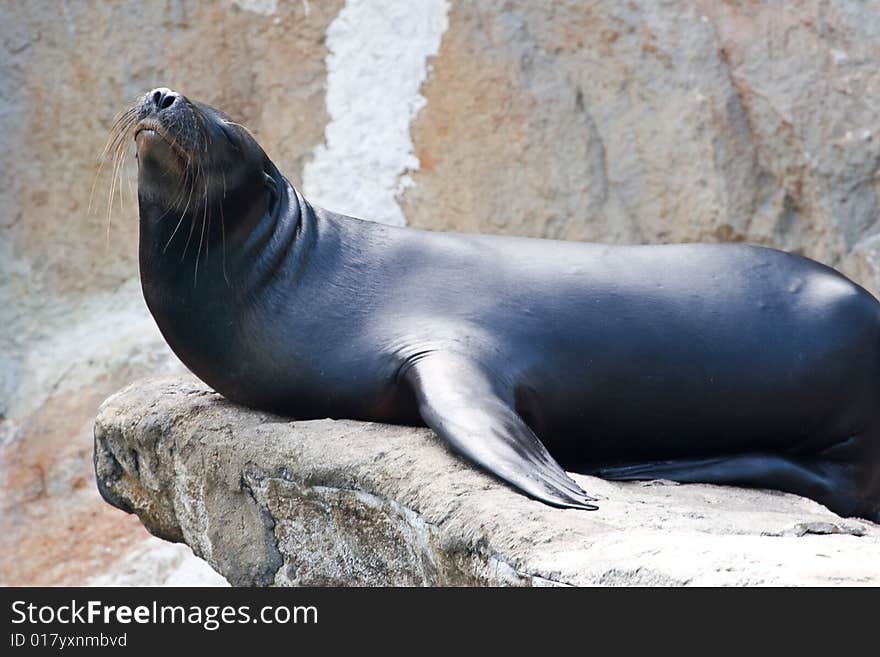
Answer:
[2,0,880,584]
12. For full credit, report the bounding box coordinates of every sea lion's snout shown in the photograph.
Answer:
[129,88,274,225]
[148,87,180,113]
[134,87,192,179]
[135,87,184,141]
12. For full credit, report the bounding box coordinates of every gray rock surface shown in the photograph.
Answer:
[95,378,880,586]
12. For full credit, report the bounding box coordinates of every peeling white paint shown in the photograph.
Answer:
[231,0,277,16]
[303,0,449,225]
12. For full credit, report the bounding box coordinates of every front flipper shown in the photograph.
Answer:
[405,355,597,510]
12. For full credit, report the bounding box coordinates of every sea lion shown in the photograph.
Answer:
[118,87,880,521]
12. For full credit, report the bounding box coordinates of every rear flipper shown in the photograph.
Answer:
[586,453,874,521]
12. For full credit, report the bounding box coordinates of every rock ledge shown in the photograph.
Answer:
[94,378,880,586]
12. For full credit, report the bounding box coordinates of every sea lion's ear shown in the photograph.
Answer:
[405,354,598,510]
[263,171,277,190]
[263,171,278,205]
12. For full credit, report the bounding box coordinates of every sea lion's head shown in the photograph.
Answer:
[128,87,274,218]
[103,87,281,274]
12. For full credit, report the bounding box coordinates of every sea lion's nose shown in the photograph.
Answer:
[149,87,179,112]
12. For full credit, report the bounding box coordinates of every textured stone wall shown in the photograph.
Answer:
[3,0,880,584]
[404,0,880,283]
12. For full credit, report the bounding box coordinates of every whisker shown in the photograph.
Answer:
[114,143,130,215]
[98,107,136,160]
[159,155,193,218]
[181,157,204,261]
[162,166,197,253]
[166,158,194,214]
[205,190,212,260]
[219,191,229,286]
[193,175,209,287]
[94,105,141,248]
[124,144,135,209]
[106,140,125,247]
[91,108,137,217]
